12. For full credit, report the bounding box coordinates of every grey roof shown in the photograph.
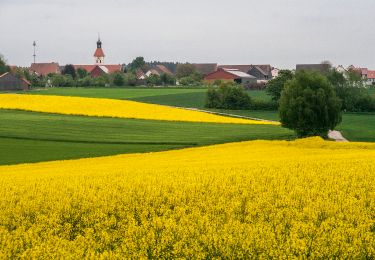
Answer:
[225,69,256,79]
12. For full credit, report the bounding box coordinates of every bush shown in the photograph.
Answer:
[146,74,162,86]
[160,73,176,85]
[112,72,125,86]
[205,82,252,110]
[279,71,342,138]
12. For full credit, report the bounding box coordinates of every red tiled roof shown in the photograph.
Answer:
[367,70,375,79]
[29,62,60,76]
[204,68,239,80]
[104,65,122,73]
[74,64,122,74]
[136,69,146,79]
[155,65,173,75]
[73,65,96,72]
[94,48,105,58]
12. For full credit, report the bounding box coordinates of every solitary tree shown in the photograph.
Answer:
[279,71,342,138]
[266,70,294,102]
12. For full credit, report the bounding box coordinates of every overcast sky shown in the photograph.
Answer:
[1,0,374,68]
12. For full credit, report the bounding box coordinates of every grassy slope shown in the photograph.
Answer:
[337,113,375,142]
[0,109,294,165]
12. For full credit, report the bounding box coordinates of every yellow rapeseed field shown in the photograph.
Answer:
[0,137,375,258]
[0,94,275,125]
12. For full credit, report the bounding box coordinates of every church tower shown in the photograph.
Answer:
[94,36,105,64]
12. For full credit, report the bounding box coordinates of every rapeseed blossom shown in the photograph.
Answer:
[0,137,375,258]
[0,94,275,125]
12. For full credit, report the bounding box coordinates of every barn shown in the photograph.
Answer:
[204,68,256,85]
[0,72,31,91]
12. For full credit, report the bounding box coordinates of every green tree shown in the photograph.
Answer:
[205,82,252,110]
[62,64,76,79]
[76,68,88,79]
[147,74,162,86]
[176,64,199,79]
[327,69,375,112]
[0,54,10,75]
[279,71,342,138]
[160,73,176,85]
[128,57,146,72]
[266,70,294,102]
[113,72,125,86]
[124,73,137,86]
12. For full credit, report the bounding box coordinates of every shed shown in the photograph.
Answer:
[0,72,31,91]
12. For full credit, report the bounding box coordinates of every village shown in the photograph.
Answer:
[1,36,375,91]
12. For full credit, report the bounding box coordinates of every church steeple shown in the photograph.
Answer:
[94,35,105,64]
[97,37,102,49]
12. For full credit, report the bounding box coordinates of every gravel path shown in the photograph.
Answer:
[328,130,349,142]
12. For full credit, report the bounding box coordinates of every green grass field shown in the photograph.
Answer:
[0,109,294,165]
[337,113,375,142]
[11,87,375,144]
[28,87,271,108]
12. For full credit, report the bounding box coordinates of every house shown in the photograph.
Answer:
[73,64,122,77]
[367,70,375,85]
[347,65,375,85]
[218,64,273,81]
[0,72,31,91]
[271,68,279,78]
[336,65,347,74]
[204,68,256,85]
[29,62,60,76]
[145,65,173,77]
[192,63,218,76]
[296,64,331,74]
[135,69,146,80]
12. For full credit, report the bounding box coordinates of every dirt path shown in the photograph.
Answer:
[328,130,349,142]
[179,107,279,123]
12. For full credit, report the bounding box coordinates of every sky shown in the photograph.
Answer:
[1,0,375,69]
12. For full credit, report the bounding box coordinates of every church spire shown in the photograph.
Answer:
[94,34,105,64]
[97,34,102,49]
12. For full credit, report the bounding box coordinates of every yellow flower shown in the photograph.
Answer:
[0,94,277,125]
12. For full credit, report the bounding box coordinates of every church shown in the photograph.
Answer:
[73,37,122,77]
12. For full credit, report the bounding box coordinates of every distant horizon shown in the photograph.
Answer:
[1,0,375,69]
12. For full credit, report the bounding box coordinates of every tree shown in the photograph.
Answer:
[160,73,176,85]
[124,73,137,86]
[113,72,125,86]
[62,64,76,79]
[327,69,375,112]
[0,54,10,75]
[76,68,88,79]
[266,70,294,102]
[128,57,146,72]
[147,74,162,86]
[205,82,252,110]
[279,71,342,138]
[176,64,198,79]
